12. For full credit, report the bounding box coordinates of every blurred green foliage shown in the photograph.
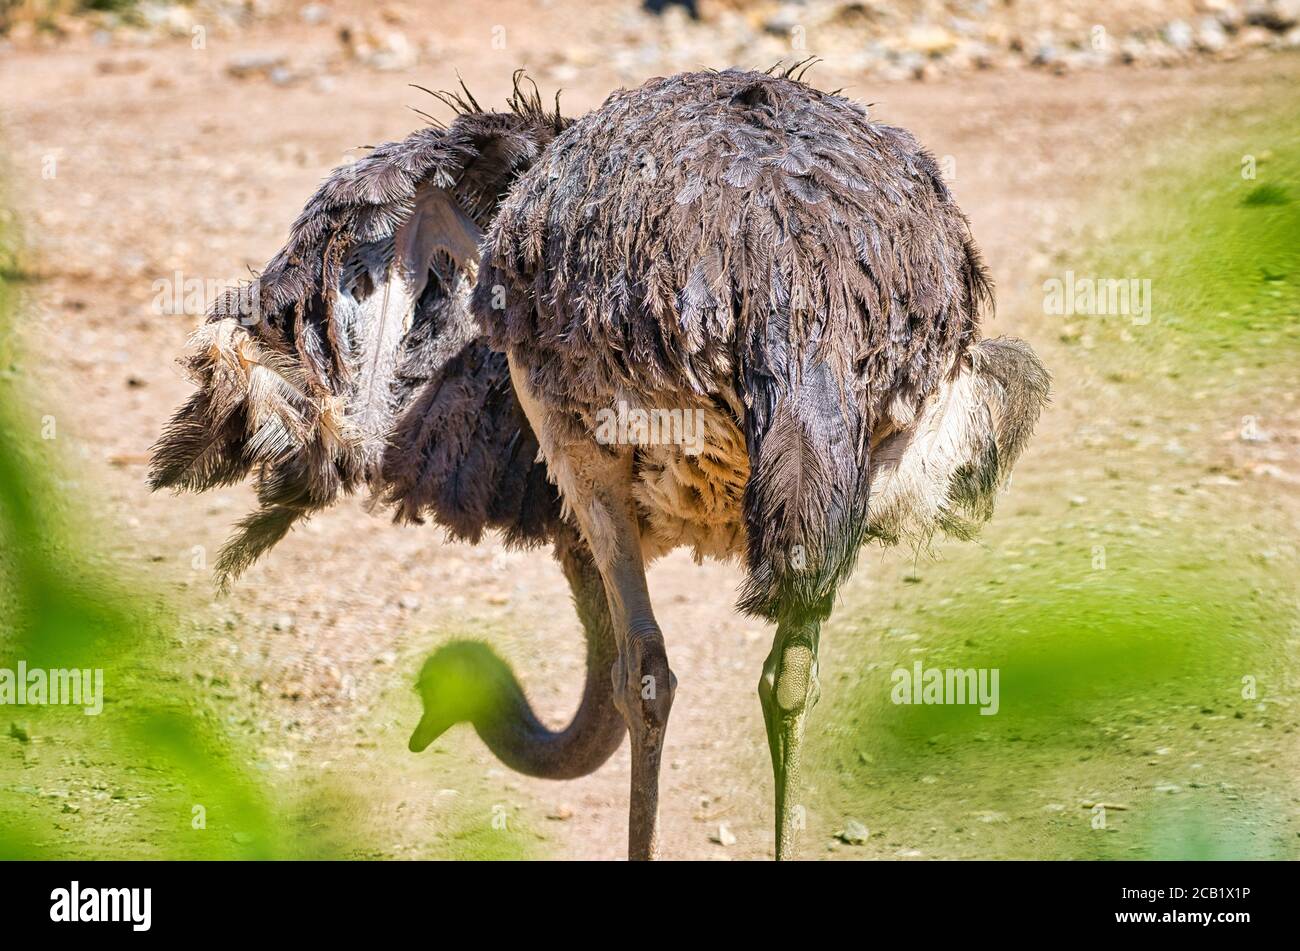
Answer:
[0,228,280,857]
[821,98,1299,861]
[1,1,141,34]
[0,198,535,860]
[1085,113,1300,366]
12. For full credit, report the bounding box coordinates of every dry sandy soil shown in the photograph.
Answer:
[2,4,1297,859]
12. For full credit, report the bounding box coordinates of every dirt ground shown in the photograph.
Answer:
[2,6,1297,859]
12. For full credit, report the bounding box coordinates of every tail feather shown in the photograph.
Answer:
[212,505,301,590]
[866,336,1051,545]
[149,321,358,588]
[148,101,565,585]
[149,320,308,493]
[738,354,870,622]
[740,336,1050,619]
[149,388,250,492]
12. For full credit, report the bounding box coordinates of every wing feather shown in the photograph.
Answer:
[150,92,567,585]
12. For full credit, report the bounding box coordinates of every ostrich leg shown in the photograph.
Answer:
[508,358,676,860]
[599,498,675,861]
[758,617,821,861]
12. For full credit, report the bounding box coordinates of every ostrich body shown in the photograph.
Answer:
[152,69,1048,860]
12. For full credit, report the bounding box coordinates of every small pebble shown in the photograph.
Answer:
[836,819,870,845]
[709,823,736,846]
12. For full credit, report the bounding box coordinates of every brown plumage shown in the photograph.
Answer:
[150,66,1050,860]
[474,65,1048,858]
[150,77,566,583]
[477,66,1015,620]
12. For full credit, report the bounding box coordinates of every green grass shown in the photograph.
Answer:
[1078,111,1300,369]
[818,532,1296,860]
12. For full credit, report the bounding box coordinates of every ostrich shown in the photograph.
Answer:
[151,68,1049,860]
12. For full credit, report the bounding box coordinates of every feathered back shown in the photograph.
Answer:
[150,79,566,586]
[476,65,990,426]
[475,65,997,619]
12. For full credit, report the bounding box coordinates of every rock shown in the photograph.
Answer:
[301,3,330,25]
[709,822,737,846]
[369,32,418,71]
[950,16,978,38]
[226,53,288,79]
[164,6,196,36]
[8,722,29,743]
[1212,1,1246,30]
[1031,43,1060,67]
[546,804,574,821]
[954,39,997,70]
[903,25,957,56]
[1138,38,1175,66]
[914,61,942,82]
[61,802,80,814]
[1197,16,1231,51]
[96,57,149,75]
[338,23,419,71]
[272,614,295,632]
[835,819,870,844]
[1119,37,1150,64]
[398,594,421,611]
[1238,24,1276,44]
[762,4,804,37]
[1246,0,1300,30]
[1163,20,1195,51]
[894,51,925,78]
